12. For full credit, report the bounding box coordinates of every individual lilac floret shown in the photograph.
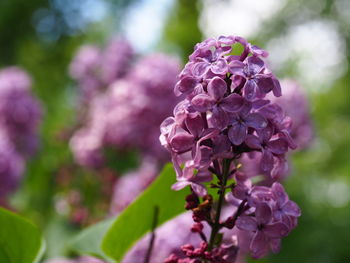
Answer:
[232,182,300,259]
[0,67,42,156]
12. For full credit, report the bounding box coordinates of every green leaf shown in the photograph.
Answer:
[102,163,187,262]
[69,217,114,261]
[0,207,45,263]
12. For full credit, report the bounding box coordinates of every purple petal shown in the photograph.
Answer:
[220,93,244,112]
[233,184,250,200]
[283,200,301,217]
[256,202,272,225]
[211,58,228,74]
[269,238,281,254]
[170,132,194,153]
[160,117,175,135]
[210,106,228,130]
[185,114,204,138]
[243,79,258,101]
[171,181,191,191]
[245,135,261,149]
[257,124,274,142]
[272,77,282,97]
[249,44,269,57]
[228,123,247,145]
[195,170,213,182]
[191,93,215,112]
[207,77,227,100]
[260,150,274,173]
[252,99,270,109]
[250,231,269,259]
[256,76,275,94]
[268,138,289,154]
[271,182,289,206]
[191,183,208,197]
[174,77,198,95]
[228,60,245,76]
[236,216,258,231]
[192,61,210,77]
[246,56,265,76]
[264,222,289,238]
[245,113,267,129]
[218,35,235,45]
[193,145,212,168]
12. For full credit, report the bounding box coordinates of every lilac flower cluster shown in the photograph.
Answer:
[0,67,42,201]
[69,38,133,102]
[70,51,180,168]
[268,79,313,149]
[110,157,158,215]
[160,36,301,262]
[240,79,313,181]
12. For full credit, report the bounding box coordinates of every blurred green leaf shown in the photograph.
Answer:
[69,217,114,261]
[0,207,45,263]
[102,163,187,262]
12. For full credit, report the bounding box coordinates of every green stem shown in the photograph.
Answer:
[207,159,231,251]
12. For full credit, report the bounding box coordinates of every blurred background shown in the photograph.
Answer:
[0,0,350,262]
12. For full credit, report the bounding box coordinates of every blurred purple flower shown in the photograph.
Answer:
[110,157,158,215]
[0,131,24,200]
[0,67,42,200]
[268,79,314,149]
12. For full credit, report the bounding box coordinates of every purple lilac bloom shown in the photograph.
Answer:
[267,79,314,149]
[110,157,159,215]
[239,79,313,181]
[160,35,295,195]
[0,67,42,201]
[100,37,133,85]
[70,53,180,168]
[159,36,301,262]
[69,38,133,102]
[0,131,24,200]
[0,67,42,156]
[103,54,180,159]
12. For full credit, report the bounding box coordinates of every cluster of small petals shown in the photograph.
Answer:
[268,79,314,149]
[69,38,133,102]
[230,182,300,259]
[160,36,303,262]
[70,52,180,168]
[160,36,296,196]
[0,67,42,200]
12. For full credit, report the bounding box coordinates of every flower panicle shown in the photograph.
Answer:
[160,35,302,262]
